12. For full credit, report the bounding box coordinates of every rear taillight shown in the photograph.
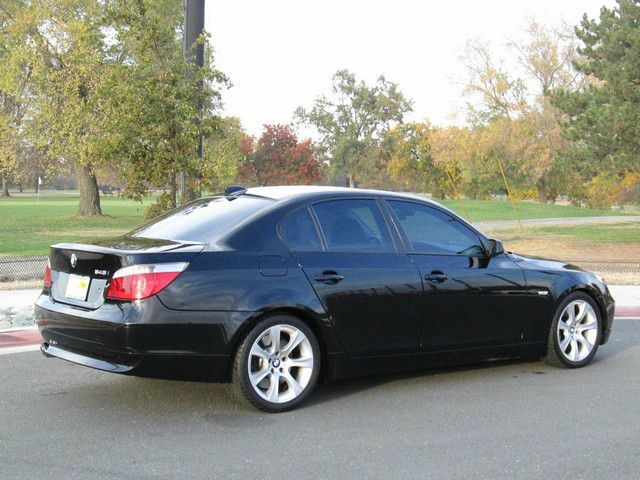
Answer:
[43,259,52,287]
[106,262,188,301]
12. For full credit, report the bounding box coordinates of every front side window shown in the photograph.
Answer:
[388,201,484,255]
[279,207,322,252]
[312,200,394,253]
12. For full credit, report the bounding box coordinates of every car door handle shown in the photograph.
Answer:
[425,271,448,283]
[314,271,344,284]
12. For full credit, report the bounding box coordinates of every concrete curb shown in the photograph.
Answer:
[616,306,640,318]
[0,327,42,348]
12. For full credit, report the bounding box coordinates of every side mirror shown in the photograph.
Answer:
[488,239,505,257]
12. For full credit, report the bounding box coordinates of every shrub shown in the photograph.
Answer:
[582,174,621,210]
[145,192,176,219]
[620,172,640,205]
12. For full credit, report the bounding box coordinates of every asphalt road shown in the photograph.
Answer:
[2,320,639,480]
[476,214,640,230]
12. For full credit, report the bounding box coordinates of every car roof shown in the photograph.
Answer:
[239,185,486,239]
[245,185,428,202]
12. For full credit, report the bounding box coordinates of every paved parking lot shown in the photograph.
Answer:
[1,319,639,480]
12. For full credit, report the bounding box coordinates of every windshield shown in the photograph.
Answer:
[131,195,274,242]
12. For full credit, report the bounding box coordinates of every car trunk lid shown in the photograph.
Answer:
[48,236,204,309]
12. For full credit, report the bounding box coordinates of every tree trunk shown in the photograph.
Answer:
[347,173,355,188]
[537,177,549,204]
[1,171,9,197]
[181,175,199,203]
[537,188,548,204]
[169,172,177,209]
[75,163,102,216]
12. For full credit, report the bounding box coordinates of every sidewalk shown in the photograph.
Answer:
[610,285,640,317]
[1,286,639,351]
[0,289,40,330]
[0,289,42,353]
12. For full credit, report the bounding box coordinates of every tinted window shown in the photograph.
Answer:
[388,201,484,255]
[279,208,322,251]
[313,200,394,253]
[132,196,273,242]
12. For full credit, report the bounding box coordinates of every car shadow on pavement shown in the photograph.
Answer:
[306,358,543,408]
[43,320,637,417]
[48,357,539,418]
[306,321,637,409]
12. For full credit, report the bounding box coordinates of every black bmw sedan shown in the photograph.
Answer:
[35,186,615,412]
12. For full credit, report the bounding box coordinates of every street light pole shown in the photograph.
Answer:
[181,0,205,201]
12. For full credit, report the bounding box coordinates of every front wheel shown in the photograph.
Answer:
[231,315,320,412]
[545,292,602,368]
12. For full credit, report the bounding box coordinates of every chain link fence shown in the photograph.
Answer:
[1,255,47,284]
[553,258,640,274]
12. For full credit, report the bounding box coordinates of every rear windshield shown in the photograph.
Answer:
[131,195,274,242]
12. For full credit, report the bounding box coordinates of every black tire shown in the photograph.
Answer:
[231,314,321,413]
[545,292,602,368]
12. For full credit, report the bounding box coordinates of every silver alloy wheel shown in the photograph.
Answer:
[556,300,598,362]
[247,324,314,404]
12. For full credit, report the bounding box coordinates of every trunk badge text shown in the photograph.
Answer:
[70,253,77,268]
[94,269,108,276]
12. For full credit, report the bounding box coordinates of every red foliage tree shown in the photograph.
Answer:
[239,124,322,186]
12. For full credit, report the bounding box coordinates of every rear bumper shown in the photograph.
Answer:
[41,342,137,373]
[34,293,241,381]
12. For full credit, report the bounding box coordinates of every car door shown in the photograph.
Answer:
[385,200,528,352]
[279,199,423,357]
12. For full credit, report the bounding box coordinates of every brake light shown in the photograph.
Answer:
[43,263,52,287]
[106,263,188,301]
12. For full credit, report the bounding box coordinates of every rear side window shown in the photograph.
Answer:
[388,200,484,255]
[312,200,394,253]
[279,208,322,251]
[131,196,273,242]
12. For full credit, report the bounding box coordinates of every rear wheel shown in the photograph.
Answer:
[231,315,320,412]
[545,292,602,368]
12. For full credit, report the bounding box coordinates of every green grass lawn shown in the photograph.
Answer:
[0,194,154,256]
[527,223,640,244]
[438,198,632,222]
[492,222,640,245]
[0,192,633,256]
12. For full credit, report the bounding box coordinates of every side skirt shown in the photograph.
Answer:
[326,342,547,381]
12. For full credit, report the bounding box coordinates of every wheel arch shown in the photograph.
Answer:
[226,306,332,382]
[555,285,609,343]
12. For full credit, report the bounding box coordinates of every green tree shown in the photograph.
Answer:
[553,0,640,196]
[0,0,227,216]
[383,122,449,196]
[295,69,412,187]
[98,0,228,215]
[0,91,19,196]
[0,1,27,197]
[0,0,112,215]
[201,117,245,193]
